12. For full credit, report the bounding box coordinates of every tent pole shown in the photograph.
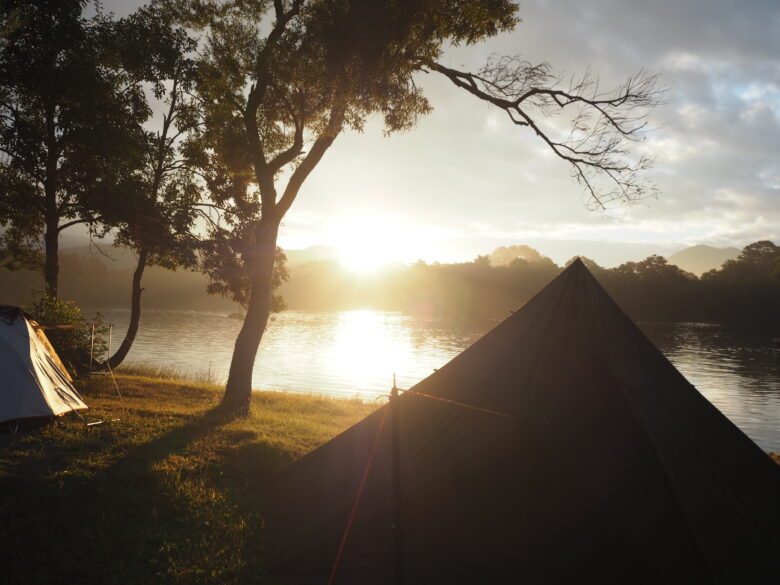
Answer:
[89,323,95,372]
[390,381,404,585]
[104,323,122,399]
[89,322,95,390]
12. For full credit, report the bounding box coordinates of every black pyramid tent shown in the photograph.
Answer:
[261,259,779,584]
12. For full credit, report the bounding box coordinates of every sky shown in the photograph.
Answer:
[100,0,780,268]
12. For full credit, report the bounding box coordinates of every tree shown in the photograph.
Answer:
[600,255,697,321]
[181,0,664,415]
[98,7,204,369]
[700,240,780,321]
[0,0,152,297]
[722,241,779,279]
[490,245,547,267]
[201,236,290,314]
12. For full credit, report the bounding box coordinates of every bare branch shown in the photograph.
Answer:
[194,206,222,230]
[423,56,666,209]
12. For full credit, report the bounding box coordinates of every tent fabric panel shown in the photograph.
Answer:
[25,321,87,416]
[32,324,74,382]
[24,320,87,416]
[262,407,391,572]
[579,265,780,568]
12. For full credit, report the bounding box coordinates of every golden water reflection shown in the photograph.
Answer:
[95,308,780,451]
[328,311,415,391]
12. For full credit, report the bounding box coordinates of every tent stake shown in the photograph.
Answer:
[390,381,404,585]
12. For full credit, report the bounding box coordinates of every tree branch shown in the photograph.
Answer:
[267,94,305,173]
[58,218,88,232]
[423,56,666,208]
[276,98,346,219]
[244,0,306,185]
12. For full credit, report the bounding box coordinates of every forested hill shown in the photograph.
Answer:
[276,241,780,324]
[1,241,778,325]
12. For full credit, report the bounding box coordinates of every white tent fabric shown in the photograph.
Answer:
[0,311,87,424]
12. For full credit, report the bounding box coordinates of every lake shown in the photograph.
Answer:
[93,308,780,452]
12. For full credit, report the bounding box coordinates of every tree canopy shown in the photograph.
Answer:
[164,0,666,414]
[0,0,151,295]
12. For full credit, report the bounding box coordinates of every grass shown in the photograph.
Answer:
[0,374,377,585]
[115,361,221,384]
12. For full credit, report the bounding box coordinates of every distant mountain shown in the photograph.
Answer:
[666,245,740,276]
[282,245,341,266]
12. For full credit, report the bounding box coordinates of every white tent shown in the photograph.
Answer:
[0,306,87,425]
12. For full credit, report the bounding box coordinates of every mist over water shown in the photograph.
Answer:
[95,308,780,452]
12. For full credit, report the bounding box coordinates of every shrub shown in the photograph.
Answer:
[22,293,107,376]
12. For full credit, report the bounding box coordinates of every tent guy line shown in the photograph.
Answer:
[328,386,529,585]
[400,388,518,421]
[327,407,389,585]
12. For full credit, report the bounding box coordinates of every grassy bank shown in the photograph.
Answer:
[0,374,377,585]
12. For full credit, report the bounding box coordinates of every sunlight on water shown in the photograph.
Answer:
[94,309,780,452]
[328,311,413,392]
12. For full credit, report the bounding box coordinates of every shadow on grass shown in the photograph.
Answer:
[0,407,293,585]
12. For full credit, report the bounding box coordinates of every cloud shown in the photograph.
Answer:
[473,0,780,247]
[101,0,780,259]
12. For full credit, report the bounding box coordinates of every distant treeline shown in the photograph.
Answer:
[2,241,778,325]
[0,252,236,312]
[281,241,780,325]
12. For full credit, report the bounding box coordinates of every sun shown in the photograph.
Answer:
[331,213,409,272]
[341,246,388,272]
[340,236,399,272]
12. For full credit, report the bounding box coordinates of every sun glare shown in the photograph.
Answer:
[331,213,409,272]
[327,310,416,393]
[341,244,390,273]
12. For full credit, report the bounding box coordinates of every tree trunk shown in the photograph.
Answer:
[43,101,59,298]
[43,219,59,298]
[102,247,148,370]
[220,220,279,416]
